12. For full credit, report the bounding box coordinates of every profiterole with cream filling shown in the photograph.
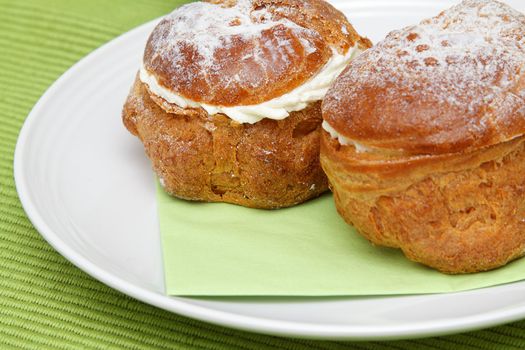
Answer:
[123,0,371,208]
[321,0,525,273]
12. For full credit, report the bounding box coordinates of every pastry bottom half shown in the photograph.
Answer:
[321,133,525,274]
[123,76,328,209]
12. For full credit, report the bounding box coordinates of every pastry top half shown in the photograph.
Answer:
[323,0,525,156]
[141,0,371,123]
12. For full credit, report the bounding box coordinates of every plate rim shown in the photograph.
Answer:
[13,13,525,342]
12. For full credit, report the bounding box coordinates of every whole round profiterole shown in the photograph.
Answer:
[321,0,525,273]
[123,0,371,209]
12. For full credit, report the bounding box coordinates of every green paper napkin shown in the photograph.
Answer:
[158,184,525,296]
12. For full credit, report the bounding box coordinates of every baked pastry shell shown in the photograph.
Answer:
[321,0,525,156]
[143,0,371,107]
[123,76,329,209]
[321,131,525,273]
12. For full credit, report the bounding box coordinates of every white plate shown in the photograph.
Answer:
[14,0,525,341]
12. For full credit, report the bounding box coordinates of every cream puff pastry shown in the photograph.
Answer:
[321,0,525,273]
[123,0,371,209]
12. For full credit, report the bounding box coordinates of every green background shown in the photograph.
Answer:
[1,0,525,348]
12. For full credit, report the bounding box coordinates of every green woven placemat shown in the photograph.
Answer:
[1,0,525,349]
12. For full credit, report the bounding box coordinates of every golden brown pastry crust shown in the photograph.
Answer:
[323,0,525,155]
[125,0,371,208]
[321,0,525,273]
[143,0,371,106]
[124,76,328,209]
[321,133,525,273]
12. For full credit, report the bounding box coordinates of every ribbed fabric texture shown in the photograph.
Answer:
[1,0,525,349]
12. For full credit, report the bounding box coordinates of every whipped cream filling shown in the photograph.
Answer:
[139,45,361,124]
[322,120,373,153]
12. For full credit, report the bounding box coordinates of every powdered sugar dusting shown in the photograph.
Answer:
[342,0,524,109]
[143,0,327,105]
[149,0,308,70]
[324,0,525,152]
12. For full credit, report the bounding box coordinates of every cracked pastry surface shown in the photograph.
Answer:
[321,0,525,273]
[123,0,371,208]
